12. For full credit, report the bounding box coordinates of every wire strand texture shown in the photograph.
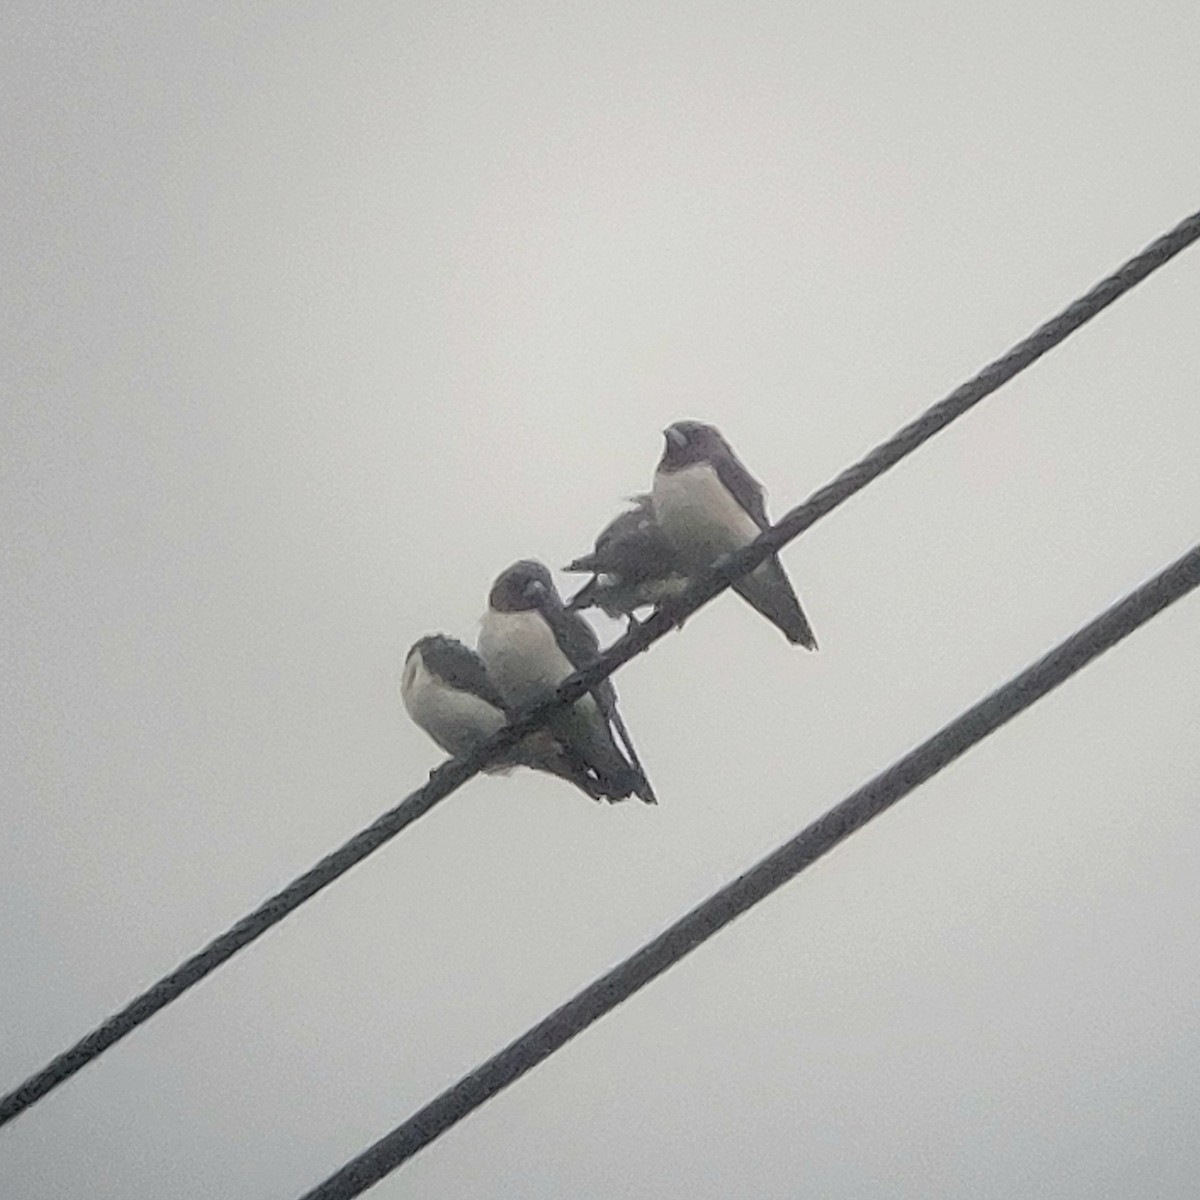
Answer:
[2,208,1199,1131]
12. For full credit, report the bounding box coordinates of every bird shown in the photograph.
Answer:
[563,494,691,627]
[401,634,606,801]
[478,560,658,803]
[651,420,818,648]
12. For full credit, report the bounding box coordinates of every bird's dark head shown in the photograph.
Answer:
[406,633,465,677]
[402,635,436,696]
[488,559,557,612]
[660,420,727,470]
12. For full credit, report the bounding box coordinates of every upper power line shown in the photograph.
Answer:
[2,208,1198,1131]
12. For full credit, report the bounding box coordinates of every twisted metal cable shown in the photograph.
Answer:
[301,541,1200,1199]
[2,208,1198,1131]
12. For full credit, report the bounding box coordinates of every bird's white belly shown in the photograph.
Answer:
[653,462,761,564]
[478,609,576,710]
[401,657,504,756]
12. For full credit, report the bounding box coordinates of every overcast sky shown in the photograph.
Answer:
[3,3,1200,1198]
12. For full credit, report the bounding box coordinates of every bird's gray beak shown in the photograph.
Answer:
[666,427,687,449]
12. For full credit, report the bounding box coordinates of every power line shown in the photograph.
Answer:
[2,209,1198,1131]
[299,540,1200,1200]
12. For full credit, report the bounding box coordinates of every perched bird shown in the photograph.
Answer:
[564,494,690,626]
[401,634,606,801]
[478,560,658,804]
[652,420,818,648]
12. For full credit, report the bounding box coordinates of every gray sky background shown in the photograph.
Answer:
[3,3,1200,1197]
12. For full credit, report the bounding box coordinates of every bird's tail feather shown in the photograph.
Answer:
[609,709,658,805]
[733,557,818,649]
[565,577,599,612]
[546,758,608,802]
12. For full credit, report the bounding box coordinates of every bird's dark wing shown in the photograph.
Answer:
[571,497,679,584]
[564,576,596,610]
[426,637,507,709]
[538,592,657,804]
[593,507,645,557]
[607,522,678,583]
[541,594,601,668]
[713,446,770,530]
[538,593,620,712]
[564,549,600,573]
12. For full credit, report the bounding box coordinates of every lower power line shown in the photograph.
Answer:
[299,540,1200,1200]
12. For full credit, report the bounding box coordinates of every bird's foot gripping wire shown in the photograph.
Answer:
[656,596,690,631]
